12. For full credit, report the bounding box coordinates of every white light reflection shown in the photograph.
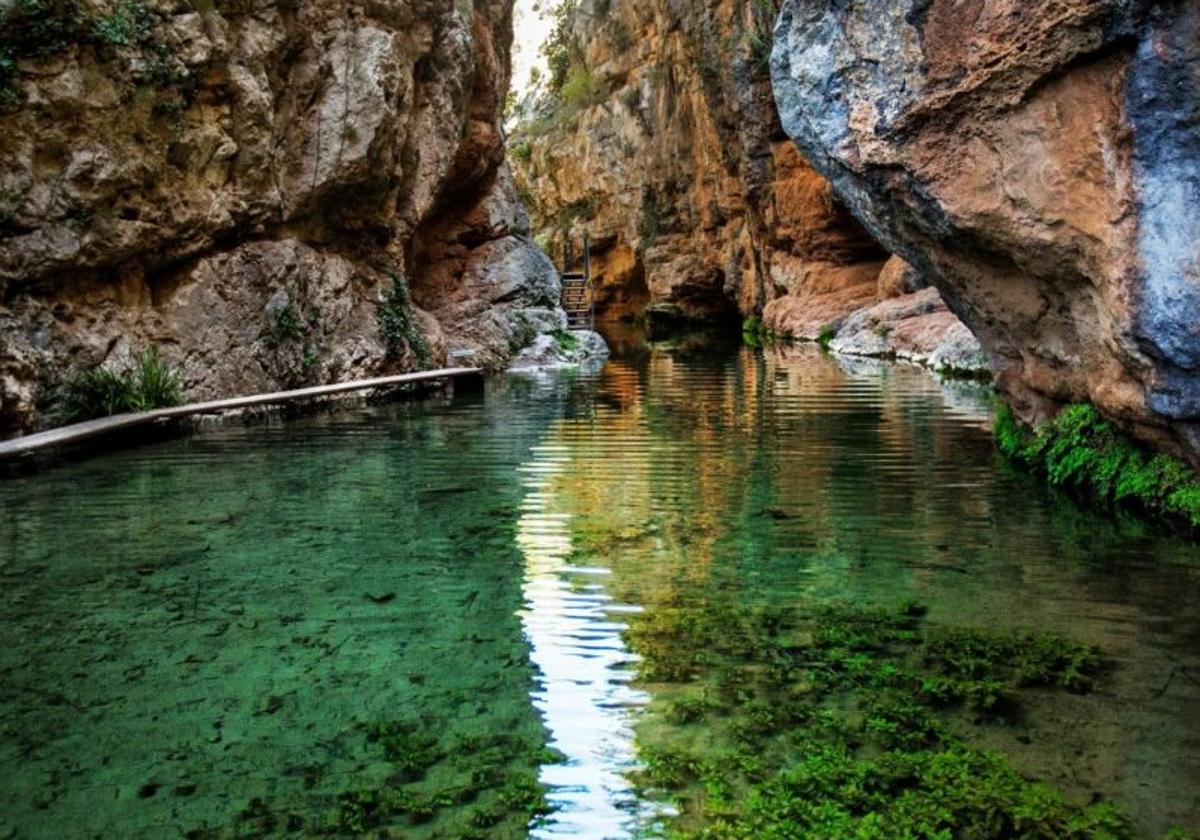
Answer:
[515,442,665,838]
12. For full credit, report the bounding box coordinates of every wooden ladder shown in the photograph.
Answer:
[560,233,595,331]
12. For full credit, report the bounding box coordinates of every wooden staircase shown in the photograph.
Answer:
[559,233,595,331]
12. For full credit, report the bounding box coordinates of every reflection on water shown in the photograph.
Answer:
[0,340,1198,838]
[516,431,662,837]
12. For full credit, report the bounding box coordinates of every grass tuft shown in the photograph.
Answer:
[56,347,182,424]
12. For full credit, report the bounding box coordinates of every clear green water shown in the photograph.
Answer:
[1,341,1198,838]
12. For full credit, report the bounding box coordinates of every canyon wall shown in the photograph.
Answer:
[772,0,1200,459]
[508,0,985,375]
[0,0,565,437]
[507,0,889,325]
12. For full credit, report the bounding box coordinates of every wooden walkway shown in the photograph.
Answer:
[0,367,483,463]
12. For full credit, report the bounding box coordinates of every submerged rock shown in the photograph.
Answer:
[772,0,1200,459]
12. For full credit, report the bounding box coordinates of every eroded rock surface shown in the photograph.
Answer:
[0,0,559,436]
[772,0,1200,458]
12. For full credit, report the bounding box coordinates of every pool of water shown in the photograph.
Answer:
[1,340,1198,839]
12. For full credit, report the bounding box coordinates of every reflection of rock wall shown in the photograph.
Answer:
[772,0,1200,460]
[0,0,560,436]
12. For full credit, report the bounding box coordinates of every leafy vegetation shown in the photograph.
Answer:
[816,324,837,350]
[995,403,1200,531]
[549,329,580,353]
[91,1,152,49]
[260,297,322,386]
[624,599,1193,839]
[541,0,579,94]
[559,64,602,109]
[55,348,183,423]
[379,273,431,367]
[741,316,778,348]
[0,0,189,113]
[510,141,533,162]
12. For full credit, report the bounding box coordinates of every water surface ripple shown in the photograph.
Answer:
[0,343,1197,838]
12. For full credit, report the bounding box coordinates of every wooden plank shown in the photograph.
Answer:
[0,367,483,461]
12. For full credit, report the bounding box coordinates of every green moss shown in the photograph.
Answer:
[55,347,182,424]
[379,273,430,367]
[622,601,1161,839]
[995,403,1200,532]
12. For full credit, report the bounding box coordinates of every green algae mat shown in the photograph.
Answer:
[1,345,1198,838]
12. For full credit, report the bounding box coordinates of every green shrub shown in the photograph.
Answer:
[742,316,773,348]
[57,347,182,423]
[91,1,152,48]
[559,65,601,109]
[379,274,430,367]
[995,402,1200,531]
[549,329,579,353]
[510,142,533,162]
[541,0,579,94]
[816,324,836,350]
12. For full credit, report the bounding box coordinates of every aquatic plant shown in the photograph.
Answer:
[379,273,430,367]
[995,403,1200,531]
[621,600,1193,839]
[56,347,183,423]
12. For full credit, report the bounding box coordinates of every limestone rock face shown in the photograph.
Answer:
[508,0,886,324]
[772,0,1200,458]
[0,0,557,436]
[830,287,989,376]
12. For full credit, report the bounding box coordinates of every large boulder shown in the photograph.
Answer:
[772,0,1200,459]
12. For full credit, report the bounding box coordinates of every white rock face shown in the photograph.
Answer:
[508,331,610,370]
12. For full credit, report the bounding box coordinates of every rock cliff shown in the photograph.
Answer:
[772,0,1200,459]
[0,0,564,437]
[507,0,886,324]
[508,0,983,374]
